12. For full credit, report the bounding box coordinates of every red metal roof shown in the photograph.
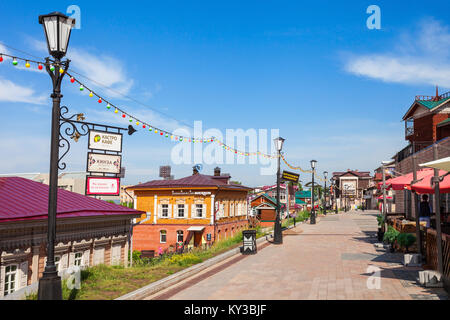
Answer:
[0,177,144,223]
[129,174,252,190]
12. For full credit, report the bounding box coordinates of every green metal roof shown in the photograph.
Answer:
[295,190,311,198]
[417,97,450,110]
[437,118,450,127]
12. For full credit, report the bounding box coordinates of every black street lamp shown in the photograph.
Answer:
[310,160,317,224]
[37,12,75,300]
[273,137,285,244]
[323,171,328,215]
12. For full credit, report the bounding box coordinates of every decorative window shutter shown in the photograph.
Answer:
[0,265,6,298]
[191,204,195,218]
[61,253,69,270]
[168,204,172,218]
[82,250,90,266]
[69,252,75,267]
[158,204,162,218]
[19,261,28,289]
[94,247,105,265]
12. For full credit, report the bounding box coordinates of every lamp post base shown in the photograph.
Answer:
[37,274,62,300]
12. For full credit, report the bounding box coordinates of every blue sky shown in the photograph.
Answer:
[1,0,450,187]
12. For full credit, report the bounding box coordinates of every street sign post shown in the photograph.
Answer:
[281,170,300,183]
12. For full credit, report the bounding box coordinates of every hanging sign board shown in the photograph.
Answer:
[88,130,122,152]
[87,153,122,174]
[86,177,120,195]
[281,170,300,183]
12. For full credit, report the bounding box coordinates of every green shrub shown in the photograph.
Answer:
[167,253,203,266]
[383,226,400,244]
[397,233,416,252]
[376,214,385,227]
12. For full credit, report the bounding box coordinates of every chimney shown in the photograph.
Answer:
[214,167,221,176]
[432,86,440,101]
[192,166,199,175]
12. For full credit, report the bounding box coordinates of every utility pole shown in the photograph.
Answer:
[432,144,444,275]
[412,142,422,257]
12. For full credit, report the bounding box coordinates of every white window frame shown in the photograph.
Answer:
[195,204,204,218]
[160,230,167,243]
[161,204,169,218]
[177,204,185,218]
[55,255,61,272]
[74,252,83,266]
[3,264,18,297]
[177,230,184,243]
[219,203,224,218]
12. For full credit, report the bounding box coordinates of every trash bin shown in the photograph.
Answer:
[241,230,257,255]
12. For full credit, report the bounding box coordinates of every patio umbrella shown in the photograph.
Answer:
[419,157,450,172]
[381,168,435,191]
[411,169,450,194]
[377,178,394,190]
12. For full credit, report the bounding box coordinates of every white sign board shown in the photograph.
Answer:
[88,130,122,152]
[86,177,120,195]
[87,153,121,174]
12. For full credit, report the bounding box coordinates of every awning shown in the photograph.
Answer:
[187,226,205,232]
[411,169,450,194]
[378,168,435,191]
[419,157,450,172]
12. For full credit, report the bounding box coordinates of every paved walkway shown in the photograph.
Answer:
[160,211,448,300]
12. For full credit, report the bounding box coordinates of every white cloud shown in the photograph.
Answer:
[26,39,135,98]
[0,78,47,104]
[345,19,450,89]
[67,48,134,98]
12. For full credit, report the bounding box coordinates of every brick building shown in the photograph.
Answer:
[127,167,251,254]
[0,177,143,298]
[393,88,450,218]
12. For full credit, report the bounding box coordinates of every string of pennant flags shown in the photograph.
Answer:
[0,51,328,183]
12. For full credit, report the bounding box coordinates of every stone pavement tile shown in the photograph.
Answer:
[164,211,448,301]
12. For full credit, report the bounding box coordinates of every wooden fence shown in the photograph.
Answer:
[425,229,450,285]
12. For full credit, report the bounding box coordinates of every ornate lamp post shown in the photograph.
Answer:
[273,137,285,244]
[310,160,317,224]
[323,171,328,215]
[37,12,75,300]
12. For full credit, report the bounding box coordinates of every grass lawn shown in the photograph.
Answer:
[26,228,269,300]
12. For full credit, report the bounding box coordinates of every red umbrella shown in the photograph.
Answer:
[377,178,394,190]
[411,170,450,194]
[379,168,435,191]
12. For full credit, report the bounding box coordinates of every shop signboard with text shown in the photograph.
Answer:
[87,152,122,174]
[86,177,120,196]
[88,130,123,152]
